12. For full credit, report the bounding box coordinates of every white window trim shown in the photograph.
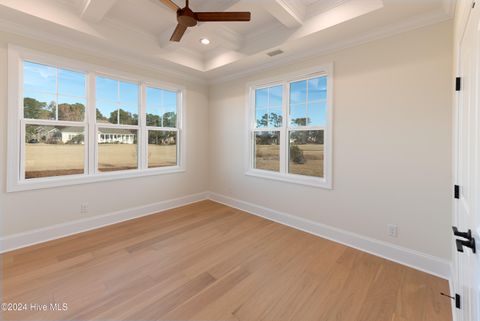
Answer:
[245,64,334,189]
[7,45,187,192]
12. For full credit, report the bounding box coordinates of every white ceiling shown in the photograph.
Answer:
[0,0,455,83]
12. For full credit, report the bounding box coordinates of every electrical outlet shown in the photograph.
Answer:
[80,203,88,214]
[387,224,398,237]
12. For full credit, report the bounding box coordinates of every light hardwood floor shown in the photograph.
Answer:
[2,200,452,321]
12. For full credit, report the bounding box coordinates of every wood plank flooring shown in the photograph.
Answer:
[1,200,452,321]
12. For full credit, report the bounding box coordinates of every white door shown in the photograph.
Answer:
[453,2,480,321]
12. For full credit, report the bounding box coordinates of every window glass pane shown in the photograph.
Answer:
[23,61,56,95]
[148,130,177,168]
[308,77,327,102]
[118,104,138,125]
[256,108,268,128]
[255,85,283,129]
[163,90,177,108]
[290,80,307,105]
[290,104,307,127]
[25,125,85,179]
[146,87,161,110]
[58,69,86,97]
[24,93,56,120]
[162,110,177,128]
[146,109,161,127]
[96,77,117,124]
[119,82,139,125]
[58,96,85,122]
[269,107,283,128]
[96,101,117,124]
[269,85,283,107]
[96,76,117,102]
[146,87,177,128]
[98,128,138,172]
[255,88,268,108]
[289,130,324,178]
[307,102,327,126]
[161,90,177,128]
[146,87,160,126]
[254,131,280,172]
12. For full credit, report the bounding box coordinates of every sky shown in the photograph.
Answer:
[255,76,327,128]
[23,61,177,121]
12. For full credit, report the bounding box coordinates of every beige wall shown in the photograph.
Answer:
[0,21,454,261]
[208,21,454,260]
[0,32,209,236]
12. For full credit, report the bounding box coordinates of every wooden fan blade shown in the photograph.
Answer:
[195,12,251,22]
[170,24,188,41]
[159,0,180,11]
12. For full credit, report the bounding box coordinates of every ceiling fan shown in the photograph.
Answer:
[159,0,251,42]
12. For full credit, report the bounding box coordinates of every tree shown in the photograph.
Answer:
[163,112,177,128]
[24,97,55,119]
[58,103,84,121]
[269,113,282,127]
[108,109,138,125]
[146,113,161,127]
[257,113,268,127]
[96,108,108,122]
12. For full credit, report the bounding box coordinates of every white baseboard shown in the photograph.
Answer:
[208,192,451,280]
[1,190,451,281]
[0,192,209,253]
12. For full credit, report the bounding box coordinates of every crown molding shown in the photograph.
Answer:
[305,0,348,18]
[207,9,454,85]
[0,17,206,84]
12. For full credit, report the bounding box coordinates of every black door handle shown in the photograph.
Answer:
[456,238,476,253]
[452,226,472,240]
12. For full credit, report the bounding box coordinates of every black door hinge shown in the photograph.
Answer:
[454,185,460,199]
[456,77,462,91]
[441,292,461,309]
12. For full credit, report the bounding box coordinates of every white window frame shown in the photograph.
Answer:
[7,45,186,192]
[144,85,182,169]
[245,64,333,189]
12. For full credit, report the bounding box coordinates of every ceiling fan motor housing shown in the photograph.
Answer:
[177,7,197,27]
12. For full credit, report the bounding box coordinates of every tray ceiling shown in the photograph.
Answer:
[0,0,455,82]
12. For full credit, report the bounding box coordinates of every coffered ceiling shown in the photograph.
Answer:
[0,0,455,83]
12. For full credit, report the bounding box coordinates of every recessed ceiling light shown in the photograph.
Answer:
[200,38,210,45]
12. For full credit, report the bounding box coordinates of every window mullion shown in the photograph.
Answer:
[280,81,288,174]
[55,68,59,121]
[20,120,26,181]
[88,72,96,175]
[140,83,147,170]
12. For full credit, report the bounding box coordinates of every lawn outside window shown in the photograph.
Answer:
[246,64,333,189]
[7,45,186,192]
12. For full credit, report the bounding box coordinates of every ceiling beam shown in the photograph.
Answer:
[262,0,306,28]
[81,0,118,22]
[194,0,240,12]
[158,24,243,52]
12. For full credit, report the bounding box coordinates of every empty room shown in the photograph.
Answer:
[0,0,479,320]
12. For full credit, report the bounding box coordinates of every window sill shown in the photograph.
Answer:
[7,166,186,192]
[245,169,332,189]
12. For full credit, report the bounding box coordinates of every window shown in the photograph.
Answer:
[23,62,87,179]
[145,87,178,168]
[247,65,333,188]
[96,77,139,173]
[8,46,185,192]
